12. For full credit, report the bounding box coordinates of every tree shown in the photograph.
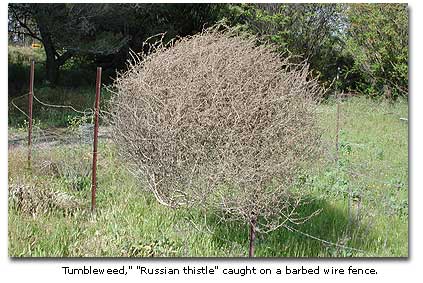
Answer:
[345,4,408,98]
[221,3,347,87]
[8,3,131,84]
[8,3,225,85]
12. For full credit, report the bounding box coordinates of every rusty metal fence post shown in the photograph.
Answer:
[28,60,35,169]
[91,67,102,213]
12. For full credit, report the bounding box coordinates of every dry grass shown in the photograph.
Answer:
[9,181,83,216]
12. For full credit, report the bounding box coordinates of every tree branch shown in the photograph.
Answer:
[56,50,73,66]
[11,8,42,42]
[8,30,41,41]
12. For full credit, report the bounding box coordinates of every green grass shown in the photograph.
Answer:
[8,96,408,257]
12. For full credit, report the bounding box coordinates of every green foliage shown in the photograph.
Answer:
[124,237,178,257]
[8,3,408,97]
[345,4,408,98]
[221,3,348,86]
[8,45,45,64]
[7,44,101,100]
[219,3,408,97]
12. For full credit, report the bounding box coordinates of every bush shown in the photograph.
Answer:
[345,4,408,98]
[110,28,323,256]
[8,45,46,65]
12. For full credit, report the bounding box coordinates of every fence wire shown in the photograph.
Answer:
[9,91,108,148]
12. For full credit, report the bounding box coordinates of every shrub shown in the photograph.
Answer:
[345,4,408,98]
[8,45,46,65]
[109,28,323,256]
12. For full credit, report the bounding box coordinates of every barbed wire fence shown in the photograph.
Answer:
[10,93,95,145]
[8,60,375,256]
[9,61,104,214]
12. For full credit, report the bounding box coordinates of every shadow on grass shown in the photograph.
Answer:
[206,197,375,257]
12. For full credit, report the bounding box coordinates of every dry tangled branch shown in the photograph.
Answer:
[109,27,323,256]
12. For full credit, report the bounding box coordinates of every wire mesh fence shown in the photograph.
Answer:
[8,63,104,213]
[8,59,405,257]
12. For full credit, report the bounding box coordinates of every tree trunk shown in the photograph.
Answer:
[248,217,257,257]
[32,6,60,84]
[384,84,393,101]
[45,54,59,84]
[38,25,59,83]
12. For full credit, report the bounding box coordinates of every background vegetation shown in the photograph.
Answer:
[8,3,408,99]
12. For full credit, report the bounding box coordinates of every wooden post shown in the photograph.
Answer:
[91,67,102,213]
[28,60,34,169]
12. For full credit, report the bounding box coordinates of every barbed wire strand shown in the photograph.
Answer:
[33,93,94,116]
[282,223,370,255]
[10,92,30,119]
[183,207,369,256]
[10,92,98,148]
[11,92,94,118]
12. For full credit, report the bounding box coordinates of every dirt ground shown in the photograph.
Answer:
[8,126,112,150]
